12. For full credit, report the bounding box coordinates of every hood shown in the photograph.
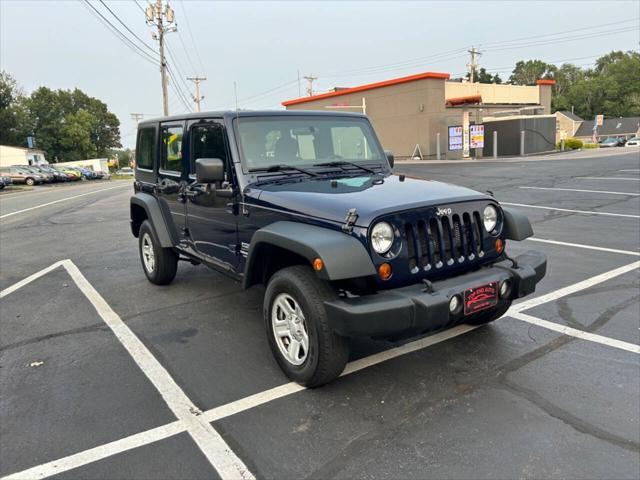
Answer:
[246,174,490,226]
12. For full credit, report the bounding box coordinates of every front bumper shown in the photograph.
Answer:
[325,250,546,337]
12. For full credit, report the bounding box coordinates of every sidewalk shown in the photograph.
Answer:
[395,147,638,165]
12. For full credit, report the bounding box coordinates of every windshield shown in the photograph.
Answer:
[235,116,385,172]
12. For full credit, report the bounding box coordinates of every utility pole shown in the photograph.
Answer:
[467,47,481,83]
[130,113,144,126]
[146,0,176,116]
[187,76,207,112]
[303,74,317,96]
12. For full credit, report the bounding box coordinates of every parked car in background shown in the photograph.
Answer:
[0,174,12,189]
[624,137,639,147]
[51,166,82,180]
[116,167,135,176]
[0,166,45,186]
[599,137,623,147]
[19,166,54,183]
[37,165,70,182]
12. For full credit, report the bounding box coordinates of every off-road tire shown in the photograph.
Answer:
[138,220,178,285]
[264,265,349,387]
[465,300,512,326]
[25,177,35,186]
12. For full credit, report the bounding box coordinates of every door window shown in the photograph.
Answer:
[190,122,228,172]
[160,126,184,173]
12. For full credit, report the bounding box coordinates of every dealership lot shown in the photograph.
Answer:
[0,150,638,479]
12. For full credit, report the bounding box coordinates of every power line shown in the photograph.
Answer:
[178,0,206,74]
[477,19,638,48]
[165,42,195,104]
[320,19,637,80]
[98,0,157,55]
[81,0,158,65]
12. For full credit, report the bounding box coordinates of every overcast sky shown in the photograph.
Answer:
[1,0,638,148]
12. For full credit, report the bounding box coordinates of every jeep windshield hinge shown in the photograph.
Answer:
[342,208,359,233]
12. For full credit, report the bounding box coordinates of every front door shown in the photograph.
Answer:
[157,122,187,241]
[185,119,238,270]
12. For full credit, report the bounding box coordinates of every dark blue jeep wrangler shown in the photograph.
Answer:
[130,111,546,386]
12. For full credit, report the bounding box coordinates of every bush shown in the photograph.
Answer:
[583,143,599,149]
[564,138,583,150]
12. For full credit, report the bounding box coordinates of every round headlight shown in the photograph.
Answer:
[483,205,498,233]
[371,222,394,254]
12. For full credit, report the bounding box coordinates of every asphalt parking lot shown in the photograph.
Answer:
[1,149,638,479]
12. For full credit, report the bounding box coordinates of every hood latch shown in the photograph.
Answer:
[342,208,359,234]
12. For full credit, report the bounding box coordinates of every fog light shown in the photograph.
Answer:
[449,295,461,313]
[378,263,392,281]
[495,238,504,254]
[500,280,511,298]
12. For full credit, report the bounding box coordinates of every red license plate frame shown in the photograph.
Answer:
[463,282,498,315]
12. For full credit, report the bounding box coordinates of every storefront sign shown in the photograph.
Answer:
[470,124,485,148]
[448,126,463,151]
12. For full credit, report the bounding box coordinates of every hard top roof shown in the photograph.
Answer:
[138,109,367,127]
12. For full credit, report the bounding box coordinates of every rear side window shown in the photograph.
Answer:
[136,128,156,170]
[161,126,184,174]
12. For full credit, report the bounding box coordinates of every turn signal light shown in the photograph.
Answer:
[495,238,504,254]
[378,263,392,281]
[313,258,324,271]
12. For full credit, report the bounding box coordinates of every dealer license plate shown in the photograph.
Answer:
[463,282,498,315]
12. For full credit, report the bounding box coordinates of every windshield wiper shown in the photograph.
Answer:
[313,160,377,174]
[249,164,318,177]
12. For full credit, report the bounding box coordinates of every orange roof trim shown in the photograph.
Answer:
[282,71,450,106]
[446,95,482,106]
[536,79,556,85]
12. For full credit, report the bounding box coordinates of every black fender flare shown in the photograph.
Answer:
[243,221,376,288]
[502,206,534,241]
[130,192,177,247]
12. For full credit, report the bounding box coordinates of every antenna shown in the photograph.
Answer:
[234,81,239,111]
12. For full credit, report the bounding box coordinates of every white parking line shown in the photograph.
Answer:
[525,237,640,256]
[520,186,640,196]
[62,260,254,480]
[619,169,640,172]
[502,202,640,219]
[1,259,639,480]
[0,184,130,219]
[0,260,65,299]
[578,177,640,181]
[511,311,640,354]
[510,260,640,313]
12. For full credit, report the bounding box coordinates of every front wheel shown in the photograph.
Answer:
[138,220,178,285]
[264,265,349,387]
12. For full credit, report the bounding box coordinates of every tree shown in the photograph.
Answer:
[509,60,556,85]
[18,84,122,161]
[0,71,28,146]
[465,67,502,84]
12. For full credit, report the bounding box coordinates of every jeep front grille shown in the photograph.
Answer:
[404,211,484,274]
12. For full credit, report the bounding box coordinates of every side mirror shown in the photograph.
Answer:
[195,158,225,184]
[385,150,394,168]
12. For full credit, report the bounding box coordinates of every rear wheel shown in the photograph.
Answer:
[138,220,178,285]
[264,265,349,387]
[25,177,35,186]
[465,300,512,326]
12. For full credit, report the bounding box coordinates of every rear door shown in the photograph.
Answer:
[156,122,188,241]
[185,119,239,270]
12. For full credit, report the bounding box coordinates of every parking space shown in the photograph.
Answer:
[1,150,639,479]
